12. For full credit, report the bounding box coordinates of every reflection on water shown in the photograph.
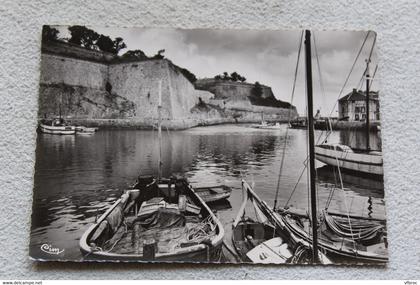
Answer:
[30,125,385,261]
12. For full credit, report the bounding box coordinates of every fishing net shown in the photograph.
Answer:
[104,209,216,255]
[323,212,385,243]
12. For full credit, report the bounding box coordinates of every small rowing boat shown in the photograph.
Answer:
[80,175,225,262]
[76,126,98,135]
[193,185,232,203]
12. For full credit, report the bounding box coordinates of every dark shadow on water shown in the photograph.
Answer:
[316,165,384,199]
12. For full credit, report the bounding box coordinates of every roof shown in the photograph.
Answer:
[339,89,379,102]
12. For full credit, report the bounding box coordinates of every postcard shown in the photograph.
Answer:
[30,26,387,264]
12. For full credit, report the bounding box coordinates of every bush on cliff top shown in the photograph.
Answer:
[214,71,246,82]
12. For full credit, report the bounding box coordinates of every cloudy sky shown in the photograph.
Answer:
[54,26,378,115]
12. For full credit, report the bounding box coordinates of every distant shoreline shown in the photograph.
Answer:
[38,117,292,131]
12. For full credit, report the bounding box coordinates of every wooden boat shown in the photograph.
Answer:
[193,185,232,203]
[80,175,224,262]
[76,126,97,135]
[39,118,76,135]
[253,122,286,130]
[276,207,388,264]
[231,180,331,264]
[251,112,285,130]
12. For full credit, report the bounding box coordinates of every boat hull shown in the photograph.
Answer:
[232,221,277,263]
[80,239,222,262]
[277,211,388,264]
[194,185,232,203]
[39,124,75,135]
[79,181,224,263]
[315,146,383,175]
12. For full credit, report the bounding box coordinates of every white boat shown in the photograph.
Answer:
[252,122,285,130]
[39,118,76,135]
[315,144,383,175]
[76,126,97,135]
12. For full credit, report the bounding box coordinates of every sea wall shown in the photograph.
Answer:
[40,53,109,90]
[108,60,214,121]
[38,53,135,119]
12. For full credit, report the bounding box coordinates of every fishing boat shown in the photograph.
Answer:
[79,175,225,262]
[315,39,383,176]
[275,30,388,264]
[79,79,225,262]
[251,112,285,129]
[232,181,331,264]
[39,118,76,135]
[193,185,232,203]
[276,207,388,264]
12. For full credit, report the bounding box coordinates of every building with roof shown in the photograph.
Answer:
[338,88,380,122]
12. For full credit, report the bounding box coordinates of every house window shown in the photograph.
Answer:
[355,114,359,120]
[361,107,365,113]
[355,106,360,113]
[362,114,366,120]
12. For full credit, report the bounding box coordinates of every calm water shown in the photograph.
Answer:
[30,124,385,261]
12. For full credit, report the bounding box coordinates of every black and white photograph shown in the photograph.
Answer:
[30,26,388,265]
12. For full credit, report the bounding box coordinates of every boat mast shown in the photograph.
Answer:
[157,79,163,181]
[304,30,319,263]
[365,59,371,151]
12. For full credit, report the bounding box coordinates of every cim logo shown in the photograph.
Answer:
[40,243,64,255]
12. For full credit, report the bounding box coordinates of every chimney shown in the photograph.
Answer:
[352,88,357,94]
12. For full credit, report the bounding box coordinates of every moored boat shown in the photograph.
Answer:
[231,180,331,264]
[315,144,383,176]
[193,185,232,203]
[39,118,76,135]
[76,126,98,135]
[276,207,388,264]
[79,175,225,262]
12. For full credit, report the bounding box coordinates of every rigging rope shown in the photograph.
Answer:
[273,30,304,210]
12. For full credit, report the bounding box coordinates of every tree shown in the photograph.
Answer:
[113,37,127,54]
[230,72,239,82]
[252,81,263,97]
[68,25,99,49]
[214,75,222,80]
[96,34,115,53]
[239,75,246,82]
[42,25,59,42]
[222,72,229,80]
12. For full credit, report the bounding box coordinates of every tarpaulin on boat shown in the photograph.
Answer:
[135,208,186,230]
[324,212,385,243]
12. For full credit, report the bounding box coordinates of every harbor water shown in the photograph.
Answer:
[30,124,385,262]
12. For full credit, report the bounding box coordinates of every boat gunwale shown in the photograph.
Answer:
[279,213,388,263]
[80,184,225,260]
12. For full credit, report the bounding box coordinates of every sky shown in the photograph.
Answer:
[54,26,378,116]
